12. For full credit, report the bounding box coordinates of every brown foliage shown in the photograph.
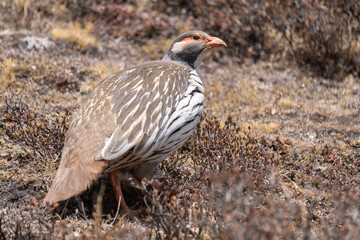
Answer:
[1,101,360,238]
[150,0,360,79]
[62,0,359,80]
[5,0,360,79]
[1,96,69,169]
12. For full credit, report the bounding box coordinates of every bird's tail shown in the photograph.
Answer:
[44,161,106,206]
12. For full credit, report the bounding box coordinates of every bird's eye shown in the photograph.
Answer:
[192,35,200,40]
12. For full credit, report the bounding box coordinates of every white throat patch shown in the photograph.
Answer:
[171,41,188,54]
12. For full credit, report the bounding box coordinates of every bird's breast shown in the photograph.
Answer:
[145,70,204,161]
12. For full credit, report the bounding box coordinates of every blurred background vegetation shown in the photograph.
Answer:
[6,0,360,80]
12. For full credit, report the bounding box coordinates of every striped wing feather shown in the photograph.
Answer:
[101,62,190,160]
[44,61,190,204]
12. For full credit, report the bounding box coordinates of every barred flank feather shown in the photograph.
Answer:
[104,69,203,173]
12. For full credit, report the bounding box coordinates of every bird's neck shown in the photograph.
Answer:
[162,53,202,77]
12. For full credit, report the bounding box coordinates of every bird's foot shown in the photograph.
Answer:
[148,179,162,190]
[134,176,162,191]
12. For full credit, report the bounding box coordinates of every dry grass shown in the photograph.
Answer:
[51,22,99,50]
[0,58,29,91]
[11,0,30,16]
[242,121,279,134]
[0,0,360,239]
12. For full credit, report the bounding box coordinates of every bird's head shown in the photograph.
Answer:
[163,30,227,70]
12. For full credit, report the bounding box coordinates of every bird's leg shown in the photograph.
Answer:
[108,171,140,218]
[150,179,163,189]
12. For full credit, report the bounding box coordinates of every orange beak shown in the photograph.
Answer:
[205,36,227,48]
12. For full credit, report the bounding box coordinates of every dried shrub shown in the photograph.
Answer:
[149,115,360,239]
[1,106,359,239]
[0,216,35,239]
[0,96,70,170]
[150,0,359,79]
[6,0,360,79]
[145,115,279,238]
[207,168,360,240]
[69,1,178,41]
[268,0,360,79]
[141,185,210,239]
[0,199,52,240]
[169,115,278,178]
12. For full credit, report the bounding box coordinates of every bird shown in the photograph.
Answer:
[44,30,226,215]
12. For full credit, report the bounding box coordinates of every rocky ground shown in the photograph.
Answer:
[0,1,359,239]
